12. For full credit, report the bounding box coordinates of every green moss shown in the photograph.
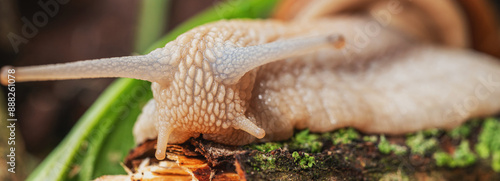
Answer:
[434,152,452,167]
[378,135,408,155]
[252,154,277,171]
[289,129,323,153]
[448,124,471,139]
[475,118,500,159]
[476,143,490,159]
[406,132,438,155]
[492,151,500,172]
[422,128,440,137]
[453,141,477,166]
[295,129,319,142]
[474,118,500,172]
[250,142,283,153]
[433,118,500,172]
[378,136,391,154]
[292,151,299,160]
[331,128,360,145]
[292,151,316,169]
[433,140,476,168]
[363,135,378,143]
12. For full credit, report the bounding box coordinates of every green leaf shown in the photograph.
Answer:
[27,0,279,180]
[134,0,171,53]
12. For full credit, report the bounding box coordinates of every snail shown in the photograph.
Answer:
[2,1,500,161]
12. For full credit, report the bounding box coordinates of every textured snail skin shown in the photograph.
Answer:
[131,16,500,159]
[2,16,500,160]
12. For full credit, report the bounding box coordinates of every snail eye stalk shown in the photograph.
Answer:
[214,34,345,84]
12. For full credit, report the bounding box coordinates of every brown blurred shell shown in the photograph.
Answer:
[274,0,500,57]
[457,0,500,57]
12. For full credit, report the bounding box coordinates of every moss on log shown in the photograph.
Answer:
[99,117,500,180]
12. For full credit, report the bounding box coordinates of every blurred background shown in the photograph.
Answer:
[0,0,220,178]
[0,0,499,179]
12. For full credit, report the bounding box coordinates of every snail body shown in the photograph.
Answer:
[3,16,500,160]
